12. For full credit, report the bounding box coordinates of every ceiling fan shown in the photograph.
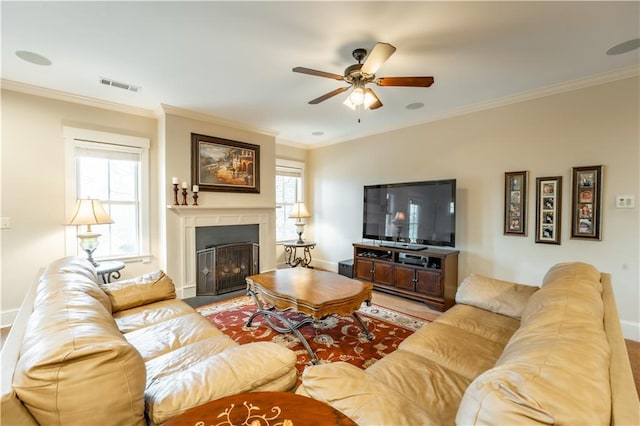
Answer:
[292,42,434,111]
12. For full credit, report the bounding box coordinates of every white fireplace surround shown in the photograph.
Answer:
[168,205,275,298]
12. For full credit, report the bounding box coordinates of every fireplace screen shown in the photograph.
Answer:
[196,242,258,295]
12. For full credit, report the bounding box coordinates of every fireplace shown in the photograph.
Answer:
[168,206,274,299]
[196,242,258,295]
[195,223,259,296]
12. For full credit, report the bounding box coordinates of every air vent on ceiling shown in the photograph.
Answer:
[99,77,140,93]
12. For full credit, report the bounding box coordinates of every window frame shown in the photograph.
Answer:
[64,126,150,262]
[275,158,306,243]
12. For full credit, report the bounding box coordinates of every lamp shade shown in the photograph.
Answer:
[288,202,311,220]
[67,199,114,230]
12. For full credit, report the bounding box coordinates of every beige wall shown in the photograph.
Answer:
[308,77,639,339]
[161,111,278,295]
[1,89,159,325]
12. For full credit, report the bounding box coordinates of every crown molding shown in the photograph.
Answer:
[307,65,640,149]
[422,65,640,125]
[1,79,157,118]
[160,104,279,138]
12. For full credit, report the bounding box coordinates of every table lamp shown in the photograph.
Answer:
[288,202,311,244]
[67,199,114,266]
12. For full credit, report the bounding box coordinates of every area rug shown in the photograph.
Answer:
[196,296,428,374]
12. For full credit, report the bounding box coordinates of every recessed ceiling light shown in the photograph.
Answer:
[312,131,324,136]
[606,38,640,56]
[15,50,52,66]
[406,102,424,110]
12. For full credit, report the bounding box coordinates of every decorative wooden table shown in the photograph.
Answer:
[162,391,357,425]
[283,241,316,268]
[245,268,373,364]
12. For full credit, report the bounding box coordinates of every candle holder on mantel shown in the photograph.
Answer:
[192,192,199,206]
[181,187,189,206]
[172,184,180,206]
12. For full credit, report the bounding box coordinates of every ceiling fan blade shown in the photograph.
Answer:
[361,42,396,75]
[293,67,344,81]
[365,88,383,110]
[376,76,435,87]
[309,86,350,104]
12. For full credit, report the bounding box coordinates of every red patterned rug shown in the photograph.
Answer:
[196,296,428,375]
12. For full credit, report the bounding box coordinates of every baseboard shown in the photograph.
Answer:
[311,259,338,273]
[621,320,640,342]
[1,309,18,328]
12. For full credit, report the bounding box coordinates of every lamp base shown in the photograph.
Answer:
[83,248,99,267]
[294,222,306,244]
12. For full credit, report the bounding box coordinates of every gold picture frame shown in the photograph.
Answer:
[191,133,260,193]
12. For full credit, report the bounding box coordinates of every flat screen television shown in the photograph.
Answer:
[363,179,456,249]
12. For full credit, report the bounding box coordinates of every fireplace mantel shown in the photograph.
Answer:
[168,205,276,298]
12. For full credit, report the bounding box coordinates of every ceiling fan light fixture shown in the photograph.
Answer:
[344,86,377,110]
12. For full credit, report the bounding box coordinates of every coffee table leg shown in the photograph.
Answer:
[352,312,373,340]
[246,290,320,365]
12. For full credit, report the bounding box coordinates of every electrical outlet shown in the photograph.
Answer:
[1,217,10,229]
[616,195,635,208]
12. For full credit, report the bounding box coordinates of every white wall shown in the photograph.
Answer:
[308,77,640,340]
[1,89,159,325]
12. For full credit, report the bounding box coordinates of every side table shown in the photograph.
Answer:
[162,391,357,426]
[95,260,125,284]
[283,241,316,268]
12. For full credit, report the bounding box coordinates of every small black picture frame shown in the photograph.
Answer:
[504,171,528,236]
[571,165,603,240]
[535,176,562,245]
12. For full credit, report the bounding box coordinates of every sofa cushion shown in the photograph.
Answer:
[365,349,471,425]
[435,303,521,346]
[457,262,611,425]
[302,362,444,425]
[455,273,538,319]
[113,298,195,333]
[124,312,224,361]
[102,270,176,312]
[399,321,507,381]
[13,276,146,426]
[145,341,298,424]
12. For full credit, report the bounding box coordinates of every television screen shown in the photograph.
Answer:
[363,179,456,248]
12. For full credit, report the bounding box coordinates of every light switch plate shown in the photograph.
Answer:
[1,217,10,229]
[615,195,635,208]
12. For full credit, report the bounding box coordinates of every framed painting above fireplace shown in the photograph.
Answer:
[191,133,260,193]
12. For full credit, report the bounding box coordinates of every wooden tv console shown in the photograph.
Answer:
[353,243,459,312]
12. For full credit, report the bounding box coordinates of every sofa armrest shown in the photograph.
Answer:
[301,362,437,425]
[101,270,176,312]
[455,273,538,319]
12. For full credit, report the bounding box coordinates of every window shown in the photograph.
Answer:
[65,127,150,261]
[275,159,305,242]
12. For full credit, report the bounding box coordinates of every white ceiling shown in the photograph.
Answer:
[2,1,639,147]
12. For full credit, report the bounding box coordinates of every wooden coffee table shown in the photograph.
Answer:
[162,391,357,425]
[245,268,373,364]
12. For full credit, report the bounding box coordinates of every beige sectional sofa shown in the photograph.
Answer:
[1,257,298,425]
[298,262,640,425]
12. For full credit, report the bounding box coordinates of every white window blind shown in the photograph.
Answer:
[64,127,150,261]
[276,160,305,242]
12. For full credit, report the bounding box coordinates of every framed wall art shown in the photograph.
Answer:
[535,176,562,244]
[191,133,260,193]
[571,165,602,240]
[504,171,528,236]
